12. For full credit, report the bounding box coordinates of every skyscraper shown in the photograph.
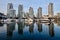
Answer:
[7,3,13,17]
[48,3,54,17]
[7,3,13,10]
[7,3,16,18]
[18,4,23,18]
[29,7,34,18]
[8,9,16,18]
[37,7,42,18]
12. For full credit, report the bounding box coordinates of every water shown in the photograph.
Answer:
[0,21,60,40]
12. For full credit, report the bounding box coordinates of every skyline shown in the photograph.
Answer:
[0,0,60,15]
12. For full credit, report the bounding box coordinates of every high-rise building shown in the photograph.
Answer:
[7,3,16,18]
[7,3,13,10]
[7,3,13,15]
[37,7,42,18]
[48,3,54,17]
[18,5,23,18]
[8,9,16,18]
[29,7,34,18]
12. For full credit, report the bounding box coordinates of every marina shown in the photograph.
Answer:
[0,20,60,40]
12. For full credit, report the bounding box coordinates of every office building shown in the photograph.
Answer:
[8,9,16,18]
[7,3,13,15]
[7,3,16,18]
[29,7,34,18]
[18,4,23,18]
[37,7,42,18]
[48,3,54,17]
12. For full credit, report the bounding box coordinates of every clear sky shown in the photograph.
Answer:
[0,0,60,15]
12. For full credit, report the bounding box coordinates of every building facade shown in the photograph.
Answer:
[18,5,23,18]
[7,3,13,15]
[48,3,54,17]
[7,3,16,18]
[8,9,16,18]
[29,7,34,18]
[37,7,42,19]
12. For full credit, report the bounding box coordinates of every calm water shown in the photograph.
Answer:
[0,21,60,40]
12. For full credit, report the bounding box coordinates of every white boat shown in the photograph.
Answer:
[25,18,33,23]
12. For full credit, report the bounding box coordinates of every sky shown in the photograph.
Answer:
[0,0,60,15]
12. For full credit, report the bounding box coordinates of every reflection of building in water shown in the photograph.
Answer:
[18,22,25,35]
[7,22,15,37]
[25,23,29,26]
[37,23,42,32]
[0,22,4,27]
[24,22,33,26]
[48,23,54,37]
[29,23,34,33]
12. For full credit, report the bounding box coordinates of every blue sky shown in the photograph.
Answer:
[0,0,60,15]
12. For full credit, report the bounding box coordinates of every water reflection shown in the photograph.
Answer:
[25,23,29,26]
[48,23,54,37]
[17,22,25,35]
[29,22,34,33]
[1,20,60,40]
[0,22,4,27]
[37,22,42,32]
[7,22,15,37]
